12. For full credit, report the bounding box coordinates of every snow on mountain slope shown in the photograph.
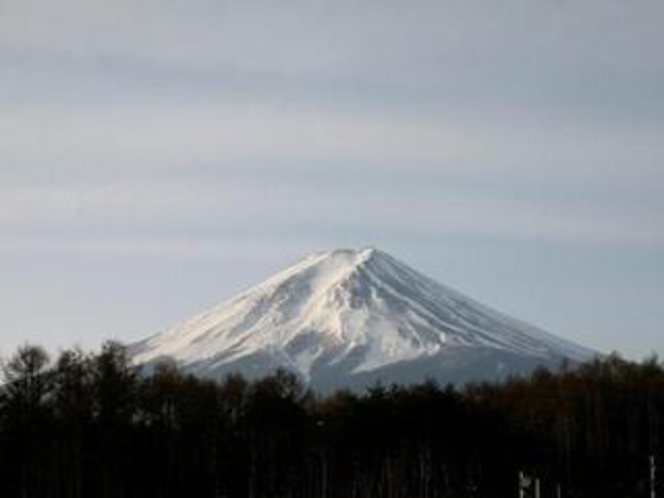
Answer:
[131,248,595,388]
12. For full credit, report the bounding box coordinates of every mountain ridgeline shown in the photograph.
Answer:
[132,248,594,391]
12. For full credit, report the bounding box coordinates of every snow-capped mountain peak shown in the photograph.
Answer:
[131,248,594,390]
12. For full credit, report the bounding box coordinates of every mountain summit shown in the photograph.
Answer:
[131,248,594,391]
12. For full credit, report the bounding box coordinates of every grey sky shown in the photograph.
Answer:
[1,0,663,359]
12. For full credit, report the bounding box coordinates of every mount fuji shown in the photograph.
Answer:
[131,248,595,391]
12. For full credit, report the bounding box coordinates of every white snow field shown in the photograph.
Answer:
[132,248,595,391]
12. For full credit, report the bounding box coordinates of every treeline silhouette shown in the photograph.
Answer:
[1,341,663,498]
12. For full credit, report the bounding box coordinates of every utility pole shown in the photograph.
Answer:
[651,454,657,498]
[518,471,542,498]
[519,471,532,498]
[518,472,526,498]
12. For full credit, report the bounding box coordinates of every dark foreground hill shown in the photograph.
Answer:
[0,342,661,498]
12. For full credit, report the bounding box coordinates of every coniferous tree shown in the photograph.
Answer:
[0,344,51,498]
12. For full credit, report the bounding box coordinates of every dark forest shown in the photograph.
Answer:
[1,341,662,498]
